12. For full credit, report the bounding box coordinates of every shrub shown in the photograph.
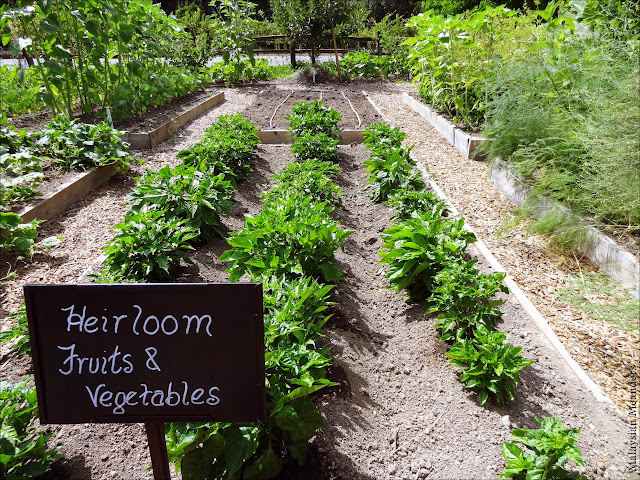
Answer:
[220,195,352,283]
[379,207,476,302]
[290,132,339,163]
[446,326,535,405]
[285,101,341,139]
[128,163,235,240]
[101,209,197,282]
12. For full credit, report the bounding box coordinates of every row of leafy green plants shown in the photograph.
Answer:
[0,0,213,123]
[404,0,639,240]
[0,117,135,261]
[164,100,350,479]
[362,123,588,479]
[0,113,259,479]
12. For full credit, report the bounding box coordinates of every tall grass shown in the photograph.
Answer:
[480,9,640,236]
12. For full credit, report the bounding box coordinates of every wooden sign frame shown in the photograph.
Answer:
[24,283,265,425]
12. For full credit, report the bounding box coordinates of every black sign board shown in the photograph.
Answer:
[24,283,265,425]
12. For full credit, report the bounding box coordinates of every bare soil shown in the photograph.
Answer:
[0,81,637,480]
[242,87,383,131]
[5,160,81,214]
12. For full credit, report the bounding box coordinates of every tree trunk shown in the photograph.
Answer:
[332,27,341,81]
[290,43,296,69]
[311,43,316,65]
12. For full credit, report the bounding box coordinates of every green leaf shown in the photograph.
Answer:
[43,60,64,75]
[224,426,259,476]
[243,448,282,480]
[180,433,224,480]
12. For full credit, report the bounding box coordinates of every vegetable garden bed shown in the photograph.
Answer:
[243,87,383,131]
[1,83,635,480]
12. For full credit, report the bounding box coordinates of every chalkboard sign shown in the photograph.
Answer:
[24,283,265,424]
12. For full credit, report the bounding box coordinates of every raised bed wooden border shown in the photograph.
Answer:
[490,158,639,294]
[17,165,117,223]
[120,92,225,150]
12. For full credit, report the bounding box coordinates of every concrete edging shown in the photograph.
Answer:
[365,93,618,410]
[17,165,117,223]
[120,92,225,150]
[491,158,639,294]
[401,92,483,159]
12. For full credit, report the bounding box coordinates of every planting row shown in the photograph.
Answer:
[362,123,588,478]
[166,101,350,479]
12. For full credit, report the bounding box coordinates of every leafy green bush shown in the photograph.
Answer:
[405,7,538,129]
[209,59,273,85]
[379,207,477,302]
[33,116,134,172]
[290,132,339,163]
[0,213,40,258]
[128,163,235,240]
[1,172,43,207]
[285,101,341,139]
[0,306,31,356]
[101,209,197,282]
[170,3,223,69]
[265,159,343,206]
[0,380,62,479]
[364,148,425,202]
[177,113,259,180]
[500,416,587,479]
[341,51,409,78]
[0,66,45,122]
[446,326,535,405]
[427,258,508,342]
[387,190,447,220]
[220,195,352,283]
[363,123,407,153]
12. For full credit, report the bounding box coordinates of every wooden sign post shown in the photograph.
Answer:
[24,283,265,479]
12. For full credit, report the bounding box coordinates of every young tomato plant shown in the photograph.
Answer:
[500,416,587,480]
[446,327,535,405]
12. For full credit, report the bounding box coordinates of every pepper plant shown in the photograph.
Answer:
[445,326,535,405]
[500,416,587,479]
